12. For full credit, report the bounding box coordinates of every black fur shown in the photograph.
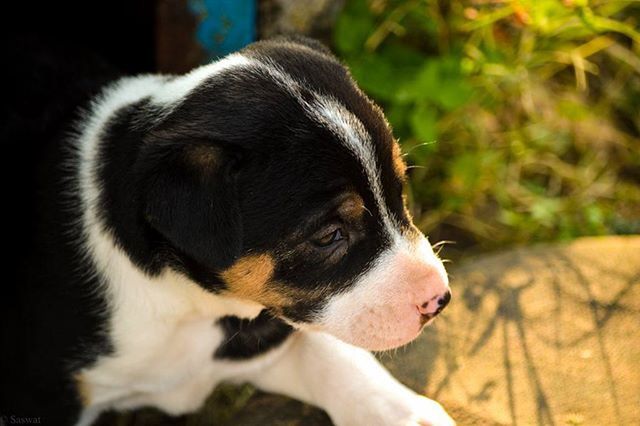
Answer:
[215,311,293,360]
[92,39,406,308]
[1,36,410,423]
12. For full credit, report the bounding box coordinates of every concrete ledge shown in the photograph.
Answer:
[382,235,640,425]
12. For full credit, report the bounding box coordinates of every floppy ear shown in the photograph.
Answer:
[140,140,242,270]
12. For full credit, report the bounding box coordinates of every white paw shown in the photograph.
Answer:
[401,395,456,426]
[333,391,455,426]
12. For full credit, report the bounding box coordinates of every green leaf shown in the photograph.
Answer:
[410,103,438,144]
[397,60,439,103]
[397,57,473,110]
[436,80,474,110]
[386,103,413,138]
[333,4,375,55]
[530,198,561,226]
[348,55,402,100]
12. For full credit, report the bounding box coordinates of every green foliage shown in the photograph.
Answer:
[334,0,640,250]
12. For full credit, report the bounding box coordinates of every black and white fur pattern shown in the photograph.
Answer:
[1,37,453,425]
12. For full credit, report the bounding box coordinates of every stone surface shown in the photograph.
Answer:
[96,236,640,425]
[380,235,640,425]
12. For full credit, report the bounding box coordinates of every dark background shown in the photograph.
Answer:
[2,0,157,74]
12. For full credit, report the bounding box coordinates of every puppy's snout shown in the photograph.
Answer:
[437,290,452,311]
[417,290,451,319]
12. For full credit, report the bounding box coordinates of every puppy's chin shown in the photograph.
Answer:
[332,328,425,352]
[313,304,430,351]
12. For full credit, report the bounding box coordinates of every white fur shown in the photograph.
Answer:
[318,236,449,350]
[209,57,450,349]
[241,331,455,426]
[309,94,401,242]
[101,54,400,242]
[151,53,252,105]
[72,53,453,425]
[74,73,268,422]
[238,58,402,243]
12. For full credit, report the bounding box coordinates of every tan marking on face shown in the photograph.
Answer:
[185,145,223,171]
[74,373,91,406]
[391,141,407,180]
[338,193,366,222]
[221,254,291,308]
[405,222,424,244]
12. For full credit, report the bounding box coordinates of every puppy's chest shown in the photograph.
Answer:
[78,270,272,410]
[82,311,227,409]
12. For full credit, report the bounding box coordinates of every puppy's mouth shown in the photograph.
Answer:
[418,297,450,326]
[307,303,439,352]
[419,312,436,327]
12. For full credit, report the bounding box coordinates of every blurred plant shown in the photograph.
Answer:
[334,0,640,250]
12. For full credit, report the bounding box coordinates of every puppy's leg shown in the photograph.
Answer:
[242,331,454,426]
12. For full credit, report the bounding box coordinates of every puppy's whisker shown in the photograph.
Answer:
[432,240,455,257]
[401,140,438,157]
[431,240,455,249]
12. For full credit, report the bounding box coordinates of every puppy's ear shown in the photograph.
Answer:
[140,140,242,270]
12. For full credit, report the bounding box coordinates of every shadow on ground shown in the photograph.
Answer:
[96,236,640,426]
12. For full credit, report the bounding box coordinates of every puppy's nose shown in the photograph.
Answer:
[417,290,451,318]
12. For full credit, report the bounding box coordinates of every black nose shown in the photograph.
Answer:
[435,290,451,314]
[419,290,452,325]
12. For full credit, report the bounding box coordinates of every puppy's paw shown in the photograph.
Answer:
[403,395,455,426]
[335,391,455,426]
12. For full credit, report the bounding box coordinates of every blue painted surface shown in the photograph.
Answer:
[188,0,257,60]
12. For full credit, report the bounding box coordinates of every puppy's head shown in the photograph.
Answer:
[138,37,450,351]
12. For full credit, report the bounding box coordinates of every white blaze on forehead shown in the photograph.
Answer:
[309,95,399,241]
[243,58,402,242]
[151,53,253,105]
[138,51,400,241]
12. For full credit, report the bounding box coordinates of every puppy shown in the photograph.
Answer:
[0,37,453,425]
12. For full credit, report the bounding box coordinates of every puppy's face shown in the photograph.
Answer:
[140,38,450,351]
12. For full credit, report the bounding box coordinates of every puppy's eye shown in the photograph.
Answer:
[313,228,345,248]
